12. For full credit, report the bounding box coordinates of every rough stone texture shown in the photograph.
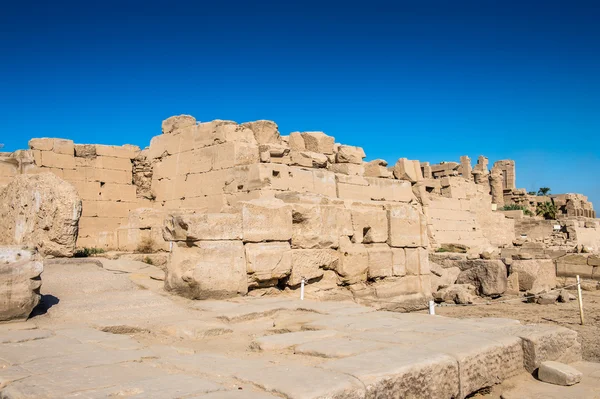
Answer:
[242,120,280,145]
[291,205,340,249]
[0,173,82,257]
[0,259,43,322]
[165,241,248,299]
[393,158,422,182]
[537,361,583,386]
[300,132,335,154]
[511,259,557,293]
[351,207,388,244]
[336,145,365,164]
[434,284,477,304]
[242,198,292,242]
[245,242,292,288]
[288,249,339,287]
[162,115,196,134]
[456,260,507,296]
[163,213,242,241]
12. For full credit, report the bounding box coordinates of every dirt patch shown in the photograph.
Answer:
[436,290,600,362]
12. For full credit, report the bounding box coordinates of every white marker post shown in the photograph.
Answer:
[428,300,436,315]
[300,278,305,301]
[576,275,584,325]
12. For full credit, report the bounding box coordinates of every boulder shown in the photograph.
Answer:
[434,284,477,304]
[536,292,559,305]
[0,173,82,257]
[430,262,461,291]
[161,115,196,134]
[510,259,556,293]
[242,120,280,145]
[538,361,582,386]
[392,158,422,183]
[165,241,247,299]
[1,259,43,322]
[456,260,507,296]
[335,146,365,164]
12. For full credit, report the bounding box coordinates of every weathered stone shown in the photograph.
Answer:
[245,242,292,288]
[366,244,393,279]
[538,361,582,386]
[334,237,368,284]
[393,158,422,182]
[252,330,338,351]
[162,115,196,134]
[434,284,477,304]
[288,132,306,151]
[456,260,507,296]
[537,291,559,305]
[364,159,393,178]
[291,205,340,249]
[242,198,292,242]
[511,259,556,293]
[336,145,365,164]
[288,249,339,287]
[506,272,520,295]
[165,241,247,299]
[74,144,97,158]
[387,204,424,248]
[0,259,43,322]
[301,132,335,154]
[163,213,242,241]
[351,207,388,244]
[0,173,82,257]
[242,120,280,145]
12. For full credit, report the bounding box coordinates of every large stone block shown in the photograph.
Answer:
[242,198,292,242]
[300,132,335,154]
[538,361,582,386]
[392,248,407,276]
[213,142,260,170]
[162,115,196,134]
[288,132,306,151]
[405,247,430,276]
[0,259,43,322]
[28,138,54,151]
[165,241,247,299]
[393,158,422,182]
[245,242,292,288]
[456,260,507,296]
[387,204,424,248]
[351,207,388,244]
[95,144,140,159]
[0,173,82,257]
[366,244,393,279]
[364,159,393,178]
[335,145,365,164]
[163,213,242,241]
[288,249,339,287]
[242,120,280,145]
[335,237,368,284]
[366,178,414,202]
[511,259,557,293]
[291,205,340,249]
[99,183,137,202]
[40,151,75,169]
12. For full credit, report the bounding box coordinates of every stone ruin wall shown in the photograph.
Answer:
[2,114,598,300]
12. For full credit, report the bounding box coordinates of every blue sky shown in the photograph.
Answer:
[1,1,599,205]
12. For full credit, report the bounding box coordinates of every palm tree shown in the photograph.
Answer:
[537,187,551,196]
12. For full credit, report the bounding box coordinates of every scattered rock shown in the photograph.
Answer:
[538,361,582,386]
[433,284,477,304]
[161,115,196,134]
[511,260,556,293]
[536,292,559,305]
[557,289,576,303]
[437,243,469,254]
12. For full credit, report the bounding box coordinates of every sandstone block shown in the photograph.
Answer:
[0,173,82,257]
[364,159,393,178]
[165,241,247,299]
[40,151,75,169]
[245,242,292,288]
[351,207,388,243]
[538,361,582,386]
[213,142,260,170]
[556,261,593,279]
[336,145,365,164]
[328,163,364,176]
[433,284,477,304]
[242,120,280,145]
[405,247,430,276]
[301,132,335,154]
[335,237,368,284]
[92,156,132,172]
[74,144,97,158]
[29,138,54,151]
[52,139,75,155]
[393,158,422,182]
[511,260,557,293]
[392,248,407,276]
[162,115,196,134]
[366,244,393,279]
[163,213,242,241]
[366,178,414,202]
[291,205,340,249]
[242,198,292,242]
[99,183,137,202]
[456,260,507,296]
[0,259,43,322]
[387,204,424,247]
[288,249,339,287]
[290,151,328,168]
[288,132,305,151]
[95,144,140,159]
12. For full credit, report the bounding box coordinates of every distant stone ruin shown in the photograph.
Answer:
[0,114,597,303]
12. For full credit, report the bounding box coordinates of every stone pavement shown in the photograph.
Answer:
[0,259,589,398]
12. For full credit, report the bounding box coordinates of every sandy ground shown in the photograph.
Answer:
[436,290,600,362]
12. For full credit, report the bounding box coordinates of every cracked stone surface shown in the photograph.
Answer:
[0,258,587,398]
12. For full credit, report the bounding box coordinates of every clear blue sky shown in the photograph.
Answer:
[1,1,599,206]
